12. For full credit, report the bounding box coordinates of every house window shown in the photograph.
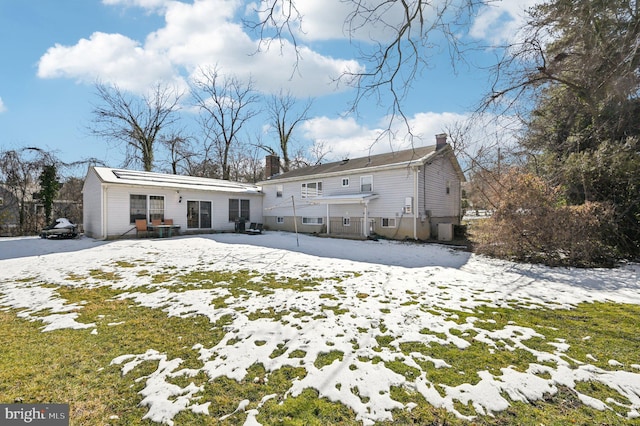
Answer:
[302,217,323,225]
[130,195,147,223]
[382,218,396,228]
[187,200,212,229]
[149,196,165,222]
[229,199,250,222]
[360,176,373,192]
[343,217,351,226]
[342,178,349,187]
[276,217,284,224]
[130,194,164,223]
[446,180,451,195]
[276,184,283,198]
[301,181,323,198]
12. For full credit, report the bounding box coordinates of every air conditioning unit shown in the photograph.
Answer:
[403,197,413,214]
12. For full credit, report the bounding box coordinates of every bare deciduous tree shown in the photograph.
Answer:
[0,147,57,234]
[263,91,312,172]
[90,83,184,172]
[249,0,484,133]
[159,132,196,175]
[191,67,261,180]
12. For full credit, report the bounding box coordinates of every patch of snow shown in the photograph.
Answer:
[2,233,640,425]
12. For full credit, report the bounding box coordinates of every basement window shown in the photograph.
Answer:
[381,218,396,228]
[302,217,323,225]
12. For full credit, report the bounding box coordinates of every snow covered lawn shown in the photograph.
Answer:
[1,232,639,425]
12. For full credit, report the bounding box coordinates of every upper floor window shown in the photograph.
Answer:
[360,176,373,192]
[342,178,349,187]
[276,184,283,198]
[301,181,323,198]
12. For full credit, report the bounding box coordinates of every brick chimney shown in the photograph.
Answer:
[265,155,280,178]
[436,133,447,149]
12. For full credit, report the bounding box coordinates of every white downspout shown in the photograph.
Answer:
[103,185,108,239]
[413,167,419,240]
[326,203,330,235]
[363,202,369,238]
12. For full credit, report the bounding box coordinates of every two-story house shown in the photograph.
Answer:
[259,134,466,241]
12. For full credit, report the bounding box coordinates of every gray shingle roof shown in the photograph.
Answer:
[264,145,438,181]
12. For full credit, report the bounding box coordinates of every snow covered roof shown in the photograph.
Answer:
[90,167,262,194]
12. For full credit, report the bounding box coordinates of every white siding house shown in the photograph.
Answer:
[82,167,263,239]
[259,135,465,240]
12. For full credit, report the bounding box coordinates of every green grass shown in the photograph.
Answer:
[1,267,640,425]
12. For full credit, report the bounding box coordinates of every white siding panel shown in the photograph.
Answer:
[82,169,104,238]
[106,186,135,236]
[363,168,415,218]
[422,156,460,217]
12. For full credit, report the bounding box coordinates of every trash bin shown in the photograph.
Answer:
[235,219,245,233]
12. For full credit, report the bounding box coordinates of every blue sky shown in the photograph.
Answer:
[0,0,536,174]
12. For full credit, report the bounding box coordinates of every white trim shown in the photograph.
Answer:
[308,193,379,205]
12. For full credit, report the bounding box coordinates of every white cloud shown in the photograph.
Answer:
[37,32,184,94]
[301,110,521,168]
[302,111,470,160]
[37,0,362,97]
[260,0,421,43]
[0,97,6,113]
[101,0,172,12]
[470,0,540,45]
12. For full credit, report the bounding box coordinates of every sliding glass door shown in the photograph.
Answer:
[187,200,212,229]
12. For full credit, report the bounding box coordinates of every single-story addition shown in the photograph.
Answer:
[258,134,466,241]
[82,167,263,239]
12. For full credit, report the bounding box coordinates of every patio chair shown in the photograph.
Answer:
[164,218,173,225]
[246,223,263,235]
[135,219,149,238]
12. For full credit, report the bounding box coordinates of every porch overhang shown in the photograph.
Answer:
[308,193,378,238]
[308,193,379,205]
